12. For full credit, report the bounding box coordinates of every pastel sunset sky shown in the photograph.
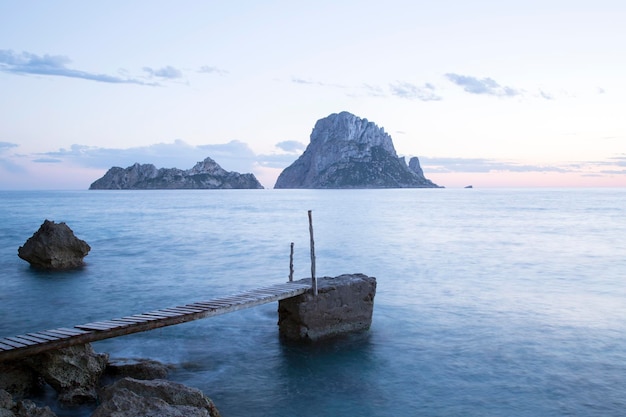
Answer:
[1,1,624,189]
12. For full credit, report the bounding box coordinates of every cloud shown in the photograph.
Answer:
[444,73,521,97]
[198,65,228,75]
[420,157,569,174]
[37,140,262,175]
[275,140,306,153]
[143,65,183,79]
[389,81,441,101]
[0,49,164,85]
[292,76,443,101]
[0,142,19,152]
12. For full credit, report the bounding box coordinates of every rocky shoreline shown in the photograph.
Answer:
[0,344,221,417]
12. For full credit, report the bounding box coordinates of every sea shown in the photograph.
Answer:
[1,188,625,417]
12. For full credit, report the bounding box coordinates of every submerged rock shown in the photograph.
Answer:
[17,220,90,270]
[0,389,57,417]
[104,358,171,382]
[92,377,221,417]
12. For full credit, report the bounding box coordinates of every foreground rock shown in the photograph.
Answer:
[0,361,41,399]
[23,345,108,405]
[274,111,440,188]
[1,347,221,416]
[90,156,263,189]
[278,274,377,342]
[17,220,90,270]
[92,378,221,417]
[0,389,56,417]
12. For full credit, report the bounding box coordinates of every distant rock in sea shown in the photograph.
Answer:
[274,111,440,189]
[89,157,263,189]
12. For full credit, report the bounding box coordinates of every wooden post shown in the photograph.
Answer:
[289,242,294,282]
[308,210,317,295]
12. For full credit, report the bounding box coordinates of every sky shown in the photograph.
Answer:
[1,0,625,189]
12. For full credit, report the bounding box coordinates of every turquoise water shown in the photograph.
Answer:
[1,189,625,416]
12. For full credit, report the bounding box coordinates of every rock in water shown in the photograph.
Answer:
[89,156,263,189]
[274,111,440,188]
[18,220,90,270]
[23,344,108,405]
[92,377,222,417]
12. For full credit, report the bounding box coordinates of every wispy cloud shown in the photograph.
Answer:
[292,76,442,101]
[421,157,570,174]
[0,49,160,85]
[444,73,521,97]
[0,141,19,152]
[389,81,441,101]
[198,65,228,75]
[37,140,261,175]
[143,65,183,79]
[275,140,306,153]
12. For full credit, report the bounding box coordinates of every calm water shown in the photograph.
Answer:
[1,188,625,416]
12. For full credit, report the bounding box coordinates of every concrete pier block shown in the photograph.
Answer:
[278,274,376,342]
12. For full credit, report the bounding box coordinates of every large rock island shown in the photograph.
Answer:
[90,157,263,189]
[274,111,440,188]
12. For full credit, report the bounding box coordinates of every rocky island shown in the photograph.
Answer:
[90,156,263,189]
[274,111,440,188]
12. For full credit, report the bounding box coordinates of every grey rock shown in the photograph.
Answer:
[92,378,221,417]
[278,274,377,341]
[0,390,56,417]
[23,344,108,405]
[89,156,263,189]
[0,362,41,399]
[274,111,440,188]
[104,358,170,381]
[12,400,56,417]
[17,220,90,270]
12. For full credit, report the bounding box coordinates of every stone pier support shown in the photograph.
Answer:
[278,274,376,342]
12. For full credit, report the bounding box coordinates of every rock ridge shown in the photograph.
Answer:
[274,111,440,188]
[89,156,263,189]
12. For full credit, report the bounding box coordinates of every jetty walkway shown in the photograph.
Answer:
[0,281,311,362]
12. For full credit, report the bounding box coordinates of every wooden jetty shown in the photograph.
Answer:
[0,281,310,362]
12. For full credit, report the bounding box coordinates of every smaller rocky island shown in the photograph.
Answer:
[274,111,441,189]
[89,156,263,190]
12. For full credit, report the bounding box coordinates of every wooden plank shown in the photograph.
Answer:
[142,310,180,318]
[0,338,28,348]
[91,320,130,329]
[161,307,201,315]
[54,328,91,336]
[127,314,162,321]
[37,330,71,340]
[118,315,152,323]
[174,305,206,313]
[48,328,89,337]
[197,300,233,307]
[76,323,115,331]
[26,332,60,342]
[187,302,225,309]
[13,334,51,344]
[212,295,256,304]
[0,342,17,351]
[5,337,39,346]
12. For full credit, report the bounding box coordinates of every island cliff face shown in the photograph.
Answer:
[274,111,440,189]
[89,157,263,189]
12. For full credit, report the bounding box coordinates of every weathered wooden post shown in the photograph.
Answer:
[289,242,294,282]
[308,210,317,296]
